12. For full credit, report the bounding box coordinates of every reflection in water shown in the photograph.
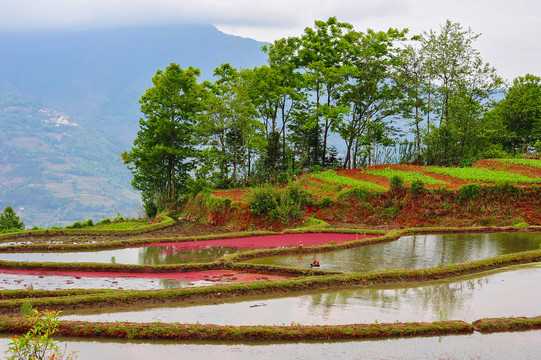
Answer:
[0,246,247,265]
[2,331,540,360]
[1,232,540,268]
[248,232,541,272]
[61,264,541,325]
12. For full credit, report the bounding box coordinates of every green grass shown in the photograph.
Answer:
[423,166,541,184]
[493,158,541,169]
[361,168,447,185]
[91,221,147,230]
[312,170,386,192]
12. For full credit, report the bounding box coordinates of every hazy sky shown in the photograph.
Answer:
[2,0,540,82]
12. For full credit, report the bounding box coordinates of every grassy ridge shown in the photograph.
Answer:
[423,167,541,184]
[361,168,447,185]
[0,316,473,341]
[0,216,176,241]
[311,170,386,192]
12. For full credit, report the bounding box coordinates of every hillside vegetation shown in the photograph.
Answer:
[191,159,541,230]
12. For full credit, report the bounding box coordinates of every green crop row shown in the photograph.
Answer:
[361,168,447,185]
[494,158,541,169]
[311,170,386,192]
[423,166,541,184]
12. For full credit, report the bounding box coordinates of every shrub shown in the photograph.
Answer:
[97,218,111,225]
[309,165,323,174]
[277,172,292,185]
[144,200,158,218]
[338,187,374,201]
[247,186,280,216]
[389,175,404,192]
[410,179,425,195]
[6,308,78,360]
[457,184,480,204]
[317,197,334,207]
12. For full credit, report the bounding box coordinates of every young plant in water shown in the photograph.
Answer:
[110,256,116,264]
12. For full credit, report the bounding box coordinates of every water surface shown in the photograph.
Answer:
[248,232,541,272]
[1,331,540,360]
[61,263,541,325]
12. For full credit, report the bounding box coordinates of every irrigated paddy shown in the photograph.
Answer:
[247,232,541,272]
[61,263,541,325]
[1,330,540,360]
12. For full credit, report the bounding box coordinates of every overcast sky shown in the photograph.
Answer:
[2,0,540,82]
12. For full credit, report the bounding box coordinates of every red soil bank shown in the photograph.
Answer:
[147,233,376,251]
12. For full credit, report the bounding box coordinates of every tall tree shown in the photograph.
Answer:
[421,20,502,165]
[122,63,203,208]
[0,206,24,231]
[488,74,541,153]
[298,17,354,166]
[337,28,406,169]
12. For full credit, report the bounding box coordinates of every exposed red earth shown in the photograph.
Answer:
[146,233,376,251]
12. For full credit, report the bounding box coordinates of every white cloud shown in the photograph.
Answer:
[1,0,540,82]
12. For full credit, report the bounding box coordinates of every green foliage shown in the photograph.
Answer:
[317,197,334,207]
[457,184,480,203]
[425,166,541,184]
[247,185,306,224]
[0,206,25,232]
[338,187,376,201]
[247,186,281,216]
[301,217,330,228]
[410,179,425,195]
[123,63,204,205]
[65,219,93,229]
[389,175,405,192]
[312,170,386,192]
[494,158,541,168]
[6,309,77,360]
[488,74,541,153]
[144,200,158,219]
[362,168,446,186]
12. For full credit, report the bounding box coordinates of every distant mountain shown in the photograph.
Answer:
[0,24,267,227]
[0,24,267,145]
[0,82,140,227]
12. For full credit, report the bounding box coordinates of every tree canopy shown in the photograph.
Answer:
[0,206,25,232]
[124,18,537,203]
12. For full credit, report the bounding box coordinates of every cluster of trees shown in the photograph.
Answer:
[122,18,541,211]
[0,206,25,232]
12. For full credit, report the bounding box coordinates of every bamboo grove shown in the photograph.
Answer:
[121,17,541,210]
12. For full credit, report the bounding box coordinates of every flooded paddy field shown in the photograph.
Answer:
[1,330,540,359]
[0,233,370,265]
[247,232,541,272]
[60,263,541,325]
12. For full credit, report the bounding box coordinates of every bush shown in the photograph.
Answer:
[338,187,374,201]
[317,196,334,207]
[457,183,480,204]
[144,200,158,218]
[410,179,425,195]
[309,165,323,174]
[6,307,78,360]
[389,175,404,192]
[247,186,280,216]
